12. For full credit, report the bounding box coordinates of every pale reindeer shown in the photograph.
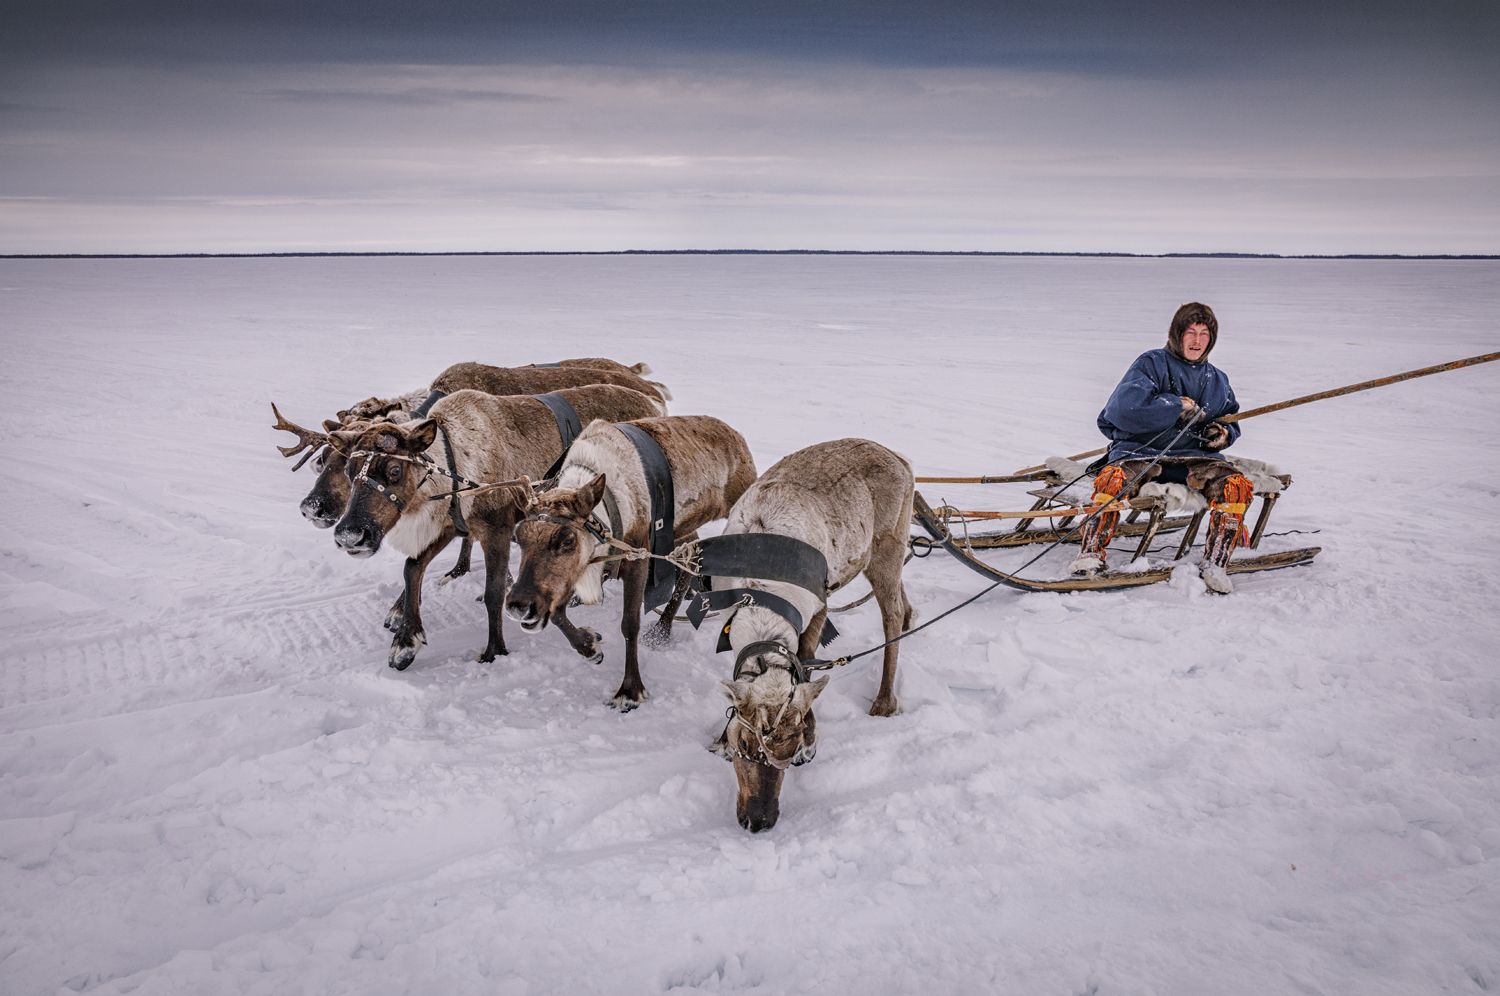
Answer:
[329,384,662,669]
[504,416,757,710]
[708,438,914,832]
[272,358,670,629]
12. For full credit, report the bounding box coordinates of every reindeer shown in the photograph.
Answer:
[273,358,670,626]
[504,416,757,710]
[708,438,914,832]
[274,357,669,530]
[329,384,662,670]
[341,360,671,423]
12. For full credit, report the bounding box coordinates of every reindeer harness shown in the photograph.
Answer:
[349,421,483,536]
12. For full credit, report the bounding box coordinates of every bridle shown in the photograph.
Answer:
[720,640,813,769]
[347,448,440,513]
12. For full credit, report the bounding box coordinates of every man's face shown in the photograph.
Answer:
[1181,322,1212,361]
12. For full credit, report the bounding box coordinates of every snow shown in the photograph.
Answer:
[3,254,1499,995]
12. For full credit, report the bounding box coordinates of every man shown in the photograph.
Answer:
[1071,302,1255,593]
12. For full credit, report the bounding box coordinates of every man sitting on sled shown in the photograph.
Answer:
[1071,301,1255,593]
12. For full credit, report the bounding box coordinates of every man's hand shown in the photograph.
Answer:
[1179,396,1198,414]
[1201,421,1231,451]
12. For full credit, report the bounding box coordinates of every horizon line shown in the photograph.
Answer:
[3,249,1498,261]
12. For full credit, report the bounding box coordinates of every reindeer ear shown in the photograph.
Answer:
[322,419,342,433]
[721,679,752,707]
[329,428,364,453]
[405,419,439,452]
[575,473,607,513]
[793,676,829,711]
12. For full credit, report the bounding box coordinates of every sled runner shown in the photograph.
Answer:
[910,458,1321,593]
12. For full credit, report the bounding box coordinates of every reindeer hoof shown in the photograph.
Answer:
[869,696,899,718]
[585,650,604,666]
[477,645,509,663]
[383,609,403,632]
[608,694,642,713]
[389,630,425,670]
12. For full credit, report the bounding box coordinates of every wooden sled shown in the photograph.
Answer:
[911,464,1320,592]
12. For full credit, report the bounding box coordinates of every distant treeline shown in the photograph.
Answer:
[4,249,1497,260]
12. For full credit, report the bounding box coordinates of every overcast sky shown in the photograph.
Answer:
[2,1,1496,254]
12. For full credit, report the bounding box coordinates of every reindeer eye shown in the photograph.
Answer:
[386,463,403,483]
[313,452,326,471]
[554,531,576,552]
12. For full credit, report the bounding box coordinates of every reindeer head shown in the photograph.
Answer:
[332,419,440,557]
[297,419,362,527]
[720,646,827,833]
[505,474,609,632]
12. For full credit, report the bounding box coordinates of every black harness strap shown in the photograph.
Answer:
[694,533,830,597]
[533,392,584,479]
[413,389,447,418]
[685,534,838,653]
[735,640,812,685]
[436,421,470,537]
[614,423,677,610]
[687,587,838,651]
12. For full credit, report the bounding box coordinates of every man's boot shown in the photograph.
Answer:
[1201,473,1254,593]
[1071,464,1127,575]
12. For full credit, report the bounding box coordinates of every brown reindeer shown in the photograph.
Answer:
[341,360,670,423]
[711,438,914,832]
[273,358,670,630]
[505,416,757,710]
[275,358,668,530]
[330,385,662,670]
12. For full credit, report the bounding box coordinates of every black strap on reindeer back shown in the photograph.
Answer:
[436,421,470,537]
[694,534,829,598]
[533,392,584,479]
[413,389,447,418]
[614,423,677,610]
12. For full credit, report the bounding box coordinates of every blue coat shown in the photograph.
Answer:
[1097,348,1241,462]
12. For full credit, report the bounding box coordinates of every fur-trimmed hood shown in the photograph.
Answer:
[1167,301,1218,363]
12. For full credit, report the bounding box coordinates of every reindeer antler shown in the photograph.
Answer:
[270,402,329,471]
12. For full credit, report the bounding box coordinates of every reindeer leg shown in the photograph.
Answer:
[437,535,474,587]
[642,569,694,648]
[864,534,910,717]
[550,604,604,664]
[477,526,513,662]
[388,529,454,669]
[792,606,828,764]
[608,559,650,711]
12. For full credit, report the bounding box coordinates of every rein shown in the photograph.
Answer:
[805,410,1215,676]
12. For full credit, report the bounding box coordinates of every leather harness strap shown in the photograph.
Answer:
[685,533,838,658]
[533,392,584,480]
[436,421,470,537]
[613,423,677,611]
[413,389,447,418]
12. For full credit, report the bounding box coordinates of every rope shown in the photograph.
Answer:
[807,410,1211,674]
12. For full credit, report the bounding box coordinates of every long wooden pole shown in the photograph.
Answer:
[921,350,1500,482]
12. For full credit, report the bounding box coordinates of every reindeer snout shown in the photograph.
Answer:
[334,523,379,557]
[301,497,337,527]
[739,804,780,833]
[504,595,547,632]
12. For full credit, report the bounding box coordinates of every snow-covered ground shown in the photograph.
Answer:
[2,255,1498,995]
